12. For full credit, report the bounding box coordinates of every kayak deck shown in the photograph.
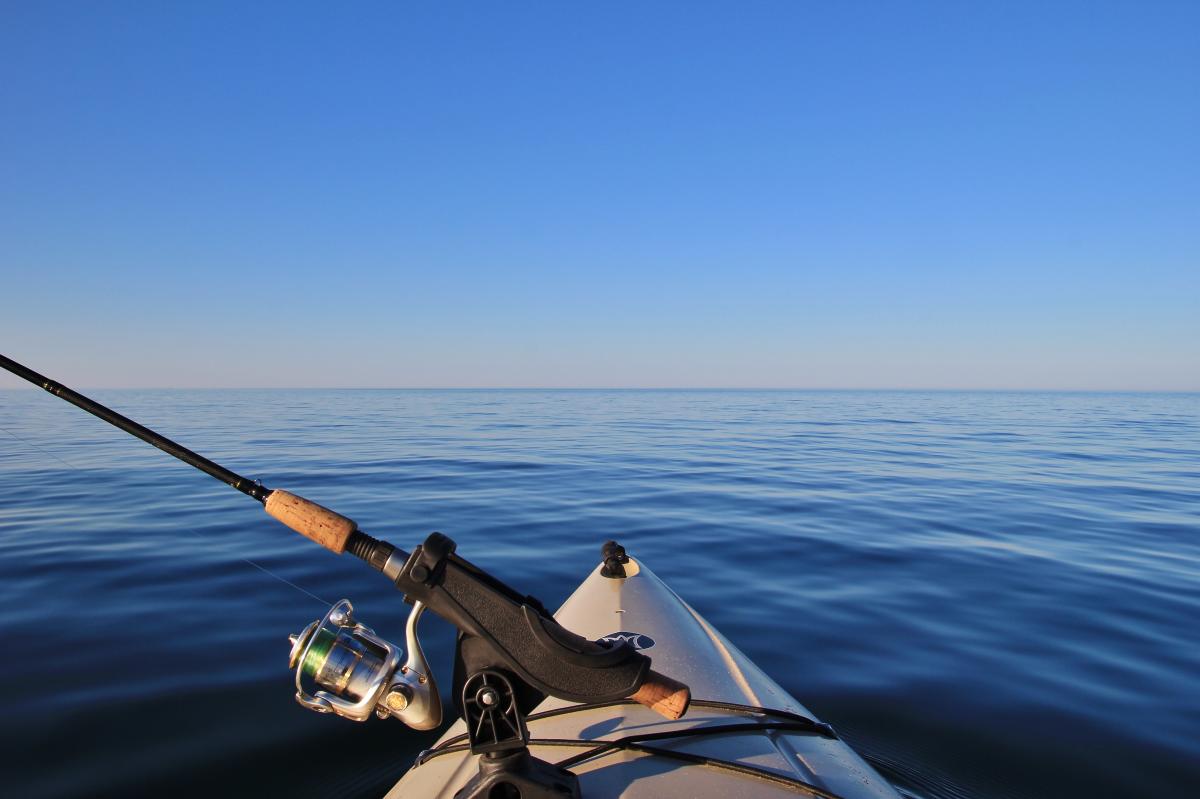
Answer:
[389,556,898,798]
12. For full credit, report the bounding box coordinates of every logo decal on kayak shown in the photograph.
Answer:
[598,631,655,650]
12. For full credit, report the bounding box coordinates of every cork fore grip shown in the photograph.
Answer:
[264,490,357,554]
[630,669,691,720]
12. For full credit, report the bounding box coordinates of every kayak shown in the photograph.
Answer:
[390,550,899,798]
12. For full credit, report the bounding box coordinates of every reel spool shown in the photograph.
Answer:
[288,598,441,729]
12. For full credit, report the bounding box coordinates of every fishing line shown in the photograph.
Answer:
[0,421,331,607]
[1,424,77,469]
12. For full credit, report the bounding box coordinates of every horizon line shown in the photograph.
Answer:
[3,385,1198,394]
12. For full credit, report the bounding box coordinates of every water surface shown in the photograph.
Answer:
[1,390,1197,797]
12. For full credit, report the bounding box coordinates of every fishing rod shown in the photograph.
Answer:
[2,352,688,798]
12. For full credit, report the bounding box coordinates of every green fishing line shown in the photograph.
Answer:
[301,626,337,680]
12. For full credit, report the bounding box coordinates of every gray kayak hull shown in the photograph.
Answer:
[389,557,898,798]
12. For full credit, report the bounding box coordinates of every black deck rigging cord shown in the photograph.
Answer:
[416,698,845,798]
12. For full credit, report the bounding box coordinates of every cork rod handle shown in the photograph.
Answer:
[264,490,357,554]
[629,669,691,720]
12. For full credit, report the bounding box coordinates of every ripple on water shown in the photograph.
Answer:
[0,388,1197,798]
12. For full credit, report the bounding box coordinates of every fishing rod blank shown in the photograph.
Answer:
[1,353,268,500]
[0,352,401,569]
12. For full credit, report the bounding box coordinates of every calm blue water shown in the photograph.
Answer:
[0,389,1197,798]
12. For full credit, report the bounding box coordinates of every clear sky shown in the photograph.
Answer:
[1,2,1197,389]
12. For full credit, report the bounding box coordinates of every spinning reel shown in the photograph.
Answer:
[288,598,441,730]
[283,534,688,799]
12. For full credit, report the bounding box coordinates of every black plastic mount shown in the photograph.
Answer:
[454,749,581,799]
[455,668,580,799]
[393,533,651,706]
[600,540,629,578]
[460,670,528,755]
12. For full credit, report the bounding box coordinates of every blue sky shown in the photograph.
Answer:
[1,2,1196,389]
